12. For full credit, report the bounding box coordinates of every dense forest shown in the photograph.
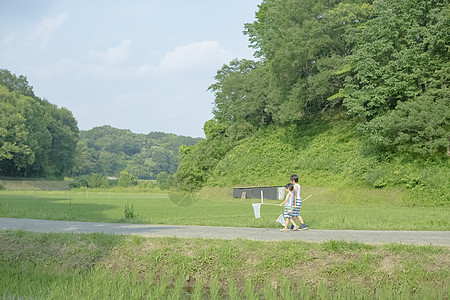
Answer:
[75,126,202,179]
[0,69,79,178]
[0,69,202,180]
[176,0,449,201]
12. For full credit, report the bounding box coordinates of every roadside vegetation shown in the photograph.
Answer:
[1,231,448,299]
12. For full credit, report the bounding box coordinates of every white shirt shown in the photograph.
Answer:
[295,183,301,200]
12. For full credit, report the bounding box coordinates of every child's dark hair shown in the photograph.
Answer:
[290,174,299,183]
[285,183,294,191]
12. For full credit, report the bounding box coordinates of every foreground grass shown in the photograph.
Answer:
[0,189,449,230]
[0,231,448,299]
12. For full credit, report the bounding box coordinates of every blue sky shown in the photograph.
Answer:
[0,1,261,137]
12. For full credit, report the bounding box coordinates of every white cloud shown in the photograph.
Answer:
[25,58,79,80]
[89,38,131,65]
[159,41,234,73]
[34,13,69,49]
[31,40,233,82]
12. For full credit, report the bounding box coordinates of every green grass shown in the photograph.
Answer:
[0,231,448,299]
[0,189,449,230]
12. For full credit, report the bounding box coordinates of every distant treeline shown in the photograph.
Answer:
[0,69,202,179]
[75,126,202,179]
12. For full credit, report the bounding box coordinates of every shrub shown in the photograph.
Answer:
[88,173,109,188]
[118,171,138,187]
[156,172,172,190]
[69,175,90,188]
[364,169,387,188]
[124,203,136,219]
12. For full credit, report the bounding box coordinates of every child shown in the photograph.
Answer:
[290,174,307,230]
[279,183,299,231]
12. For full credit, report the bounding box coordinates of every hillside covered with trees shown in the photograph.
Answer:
[74,126,202,179]
[176,0,449,205]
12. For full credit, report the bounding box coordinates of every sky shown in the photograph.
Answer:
[0,0,261,138]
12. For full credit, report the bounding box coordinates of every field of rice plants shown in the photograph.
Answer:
[1,231,448,299]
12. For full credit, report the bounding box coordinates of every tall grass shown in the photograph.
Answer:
[0,231,448,299]
[0,189,449,230]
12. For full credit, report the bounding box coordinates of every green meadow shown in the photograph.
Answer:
[1,231,448,299]
[0,188,449,231]
[1,188,449,298]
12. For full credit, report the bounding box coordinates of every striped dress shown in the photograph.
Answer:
[292,183,302,217]
[283,191,295,218]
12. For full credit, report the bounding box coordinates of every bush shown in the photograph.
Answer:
[118,171,138,187]
[137,180,157,189]
[156,172,172,190]
[88,173,109,188]
[69,174,109,189]
[69,175,90,188]
[364,169,387,188]
[124,203,136,219]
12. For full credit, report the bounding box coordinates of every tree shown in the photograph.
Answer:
[344,0,449,119]
[72,141,98,176]
[118,170,137,187]
[243,0,374,121]
[343,0,450,156]
[209,59,272,129]
[45,105,79,177]
[0,69,35,99]
[0,86,34,173]
[208,0,374,131]
[175,119,238,191]
[0,70,79,177]
[88,173,109,188]
[156,172,172,190]
[361,63,450,156]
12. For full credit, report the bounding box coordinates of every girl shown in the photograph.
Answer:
[279,183,299,231]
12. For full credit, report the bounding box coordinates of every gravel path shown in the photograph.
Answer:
[1,217,449,246]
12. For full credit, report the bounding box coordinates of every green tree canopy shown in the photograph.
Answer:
[343,0,450,156]
[0,70,79,178]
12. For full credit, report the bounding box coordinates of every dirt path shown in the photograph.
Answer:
[1,217,449,246]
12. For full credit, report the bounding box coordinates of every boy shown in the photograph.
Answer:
[290,174,307,230]
[279,183,299,231]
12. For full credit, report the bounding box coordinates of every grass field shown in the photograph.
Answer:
[1,230,448,299]
[1,188,449,299]
[0,188,449,231]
